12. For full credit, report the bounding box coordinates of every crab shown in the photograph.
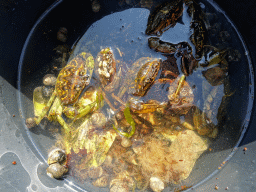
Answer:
[95,47,116,88]
[145,0,184,36]
[108,44,226,139]
[117,57,161,98]
[122,47,226,139]
[146,0,207,58]
[186,0,208,59]
[109,56,195,138]
[26,52,100,132]
[95,56,162,116]
[95,56,163,138]
[109,56,197,138]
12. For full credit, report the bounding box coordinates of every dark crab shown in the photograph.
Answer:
[146,0,208,60]
[148,37,191,54]
[186,0,208,59]
[146,0,184,36]
[199,45,228,86]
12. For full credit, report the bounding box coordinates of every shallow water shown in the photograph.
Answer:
[18,0,254,191]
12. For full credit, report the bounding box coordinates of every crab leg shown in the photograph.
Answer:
[111,93,126,106]
[167,74,186,103]
[175,74,186,96]
[35,91,57,125]
[155,78,176,84]
[47,96,71,133]
[69,92,104,122]
[56,106,71,134]
[99,87,117,111]
[112,105,136,138]
[73,101,98,121]
[162,70,179,78]
[200,46,227,67]
[47,95,60,121]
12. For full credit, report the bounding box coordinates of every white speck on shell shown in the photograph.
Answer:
[99,61,103,67]
[103,61,108,67]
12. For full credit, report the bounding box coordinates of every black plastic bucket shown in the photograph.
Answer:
[0,0,256,191]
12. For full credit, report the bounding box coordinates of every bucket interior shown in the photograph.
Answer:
[17,0,254,191]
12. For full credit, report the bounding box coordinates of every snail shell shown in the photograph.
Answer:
[25,117,37,129]
[47,148,66,165]
[42,74,57,86]
[91,112,107,127]
[46,163,68,179]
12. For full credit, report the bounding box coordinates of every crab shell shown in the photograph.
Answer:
[55,52,94,105]
[145,0,184,35]
[95,47,116,87]
[123,57,161,97]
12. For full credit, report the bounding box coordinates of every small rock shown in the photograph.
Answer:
[91,112,107,127]
[110,178,129,192]
[102,155,113,167]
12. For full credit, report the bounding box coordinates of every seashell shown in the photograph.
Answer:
[25,117,37,129]
[47,148,66,165]
[46,163,68,179]
[42,74,57,86]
